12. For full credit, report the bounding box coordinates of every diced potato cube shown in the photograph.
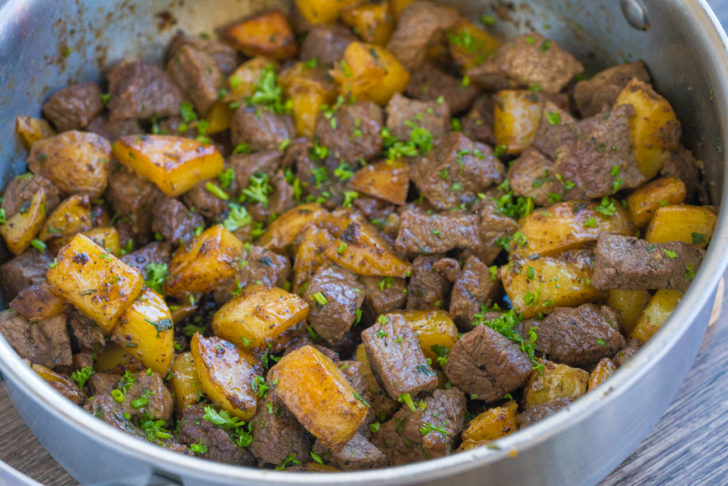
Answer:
[47,234,145,332]
[644,205,717,248]
[113,135,224,197]
[269,345,369,448]
[325,240,411,278]
[95,343,144,373]
[448,19,500,71]
[15,116,55,149]
[84,227,121,256]
[502,256,602,318]
[588,357,617,391]
[191,333,260,420]
[171,351,203,410]
[293,226,336,293]
[461,401,518,443]
[631,289,682,343]
[225,10,298,60]
[523,359,589,409]
[204,101,234,135]
[212,286,309,352]
[112,288,174,374]
[258,203,327,254]
[0,190,46,255]
[223,57,275,103]
[28,130,110,198]
[38,194,92,246]
[607,289,651,335]
[31,363,83,404]
[280,62,337,137]
[164,225,244,298]
[348,160,409,205]
[295,0,364,24]
[341,3,395,45]
[626,176,687,228]
[615,79,681,179]
[391,310,458,363]
[332,42,410,106]
[494,90,543,156]
[515,201,634,258]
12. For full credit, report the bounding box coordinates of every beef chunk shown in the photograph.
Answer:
[372,388,466,465]
[468,33,583,93]
[0,310,72,369]
[592,234,704,292]
[406,62,480,114]
[67,309,106,354]
[289,141,347,209]
[167,30,241,75]
[249,394,311,465]
[554,104,645,200]
[506,148,562,206]
[2,174,60,219]
[385,94,449,141]
[449,256,501,330]
[468,195,518,265]
[361,313,438,399]
[166,44,223,116]
[535,304,626,367]
[88,373,119,395]
[517,397,573,427]
[86,115,142,142]
[214,246,291,304]
[614,338,642,367]
[386,2,460,70]
[10,281,66,322]
[361,276,408,319]
[338,360,394,428]
[84,394,144,436]
[42,82,104,132]
[462,95,495,145]
[444,324,532,402]
[300,25,357,66]
[231,150,283,189]
[313,433,386,470]
[177,405,255,466]
[532,101,577,160]
[246,171,297,223]
[315,101,383,164]
[106,167,161,240]
[181,181,230,220]
[406,255,452,310]
[304,265,365,344]
[0,250,52,300]
[120,242,171,278]
[121,371,174,421]
[573,62,651,117]
[661,145,702,201]
[395,208,480,255]
[107,60,184,121]
[231,105,295,152]
[151,197,204,245]
[410,132,504,210]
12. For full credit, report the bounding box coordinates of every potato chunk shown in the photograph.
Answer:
[191,333,260,420]
[332,42,410,106]
[325,238,411,278]
[607,289,651,335]
[0,189,46,255]
[626,176,687,228]
[615,79,681,179]
[644,205,717,248]
[391,310,458,363]
[171,351,203,410]
[588,357,617,391]
[258,203,327,254]
[113,134,223,197]
[164,225,244,298]
[341,3,394,45]
[631,289,682,343]
[225,10,298,60]
[348,160,409,205]
[28,130,110,197]
[523,359,589,409]
[461,401,518,443]
[15,116,55,149]
[494,90,543,156]
[292,226,336,293]
[280,62,337,137]
[295,0,364,24]
[47,234,144,332]
[448,19,500,71]
[38,194,93,248]
[84,227,121,256]
[112,288,174,374]
[268,345,369,448]
[222,57,273,103]
[212,286,309,352]
[514,201,634,258]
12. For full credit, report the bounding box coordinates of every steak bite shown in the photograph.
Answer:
[573,62,651,117]
[313,433,387,470]
[385,94,450,141]
[592,233,705,292]
[1,174,61,219]
[361,313,438,400]
[42,82,104,132]
[444,324,532,402]
[167,30,241,75]
[304,265,365,344]
[231,105,295,152]
[406,62,480,114]
[506,148,563,206]
[449,255,501,330]
[166,44,224,116]
[395,209,481,256]
[517,397,573,428]
[151,197,204,245]
[0,310,72,369]
[461,95,495,145]
[406,255,453,310]
[535,304,626,367]
[315,100,384,164]
[120,242,171,279]
[106,167,162,241]
[249,393,312,466]
[300,25,357,67]
[107,60,185,121]
[361,276,408,318]
[177,405,256,466]
[468,32,583,93]
[0,250,53,300]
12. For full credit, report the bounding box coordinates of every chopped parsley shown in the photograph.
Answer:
[240,172,273,207]
[144,262,168,293]
[596,197,617,217]
[663,249,678,259]
[692,232,707,245]
[475,309,542,372]
[419,422,449,436]
[248,64,291,115]
[205,181,229,200]
[223,203,252,232]
[71,366,95,389]
[312,292,328,306]
[217,168,235,189]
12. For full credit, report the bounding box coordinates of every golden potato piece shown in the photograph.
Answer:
[112,288,174,374]
[292,226,336,293]
[341,3,394,45]
[644,205,717,248]
[494,90,543,156]
[84,227,121,256]
[204,101,235,135]
[38,194,93,246]
[95,343,144,374]
[269,345,369,448]
[332,42,410,106]
[448,19,500,71]
[212,286,309,352]
[588,357,617,391]
[47,234,145,332]
[258,203,327,254]
[15,116,55,149]
[295,0,364,24]
[225,10,298,60]
[0,189,46,255]
[113,134,223,197]
[280,62,337,137]
[31,363,84,404]
[625,176,687,228]
[391,309,458,363]
[164,225,244,298]
[462,401,518,443]
[631,289,682,343]
[348,160,409,205]
[223,57,274,104]
[615,79,681,179]
[171,351,203,410]
[191,333,260,420]
[523,359,589,409]
[28,130,110,198]
[607,289,651,335]
[325,240,411,278]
